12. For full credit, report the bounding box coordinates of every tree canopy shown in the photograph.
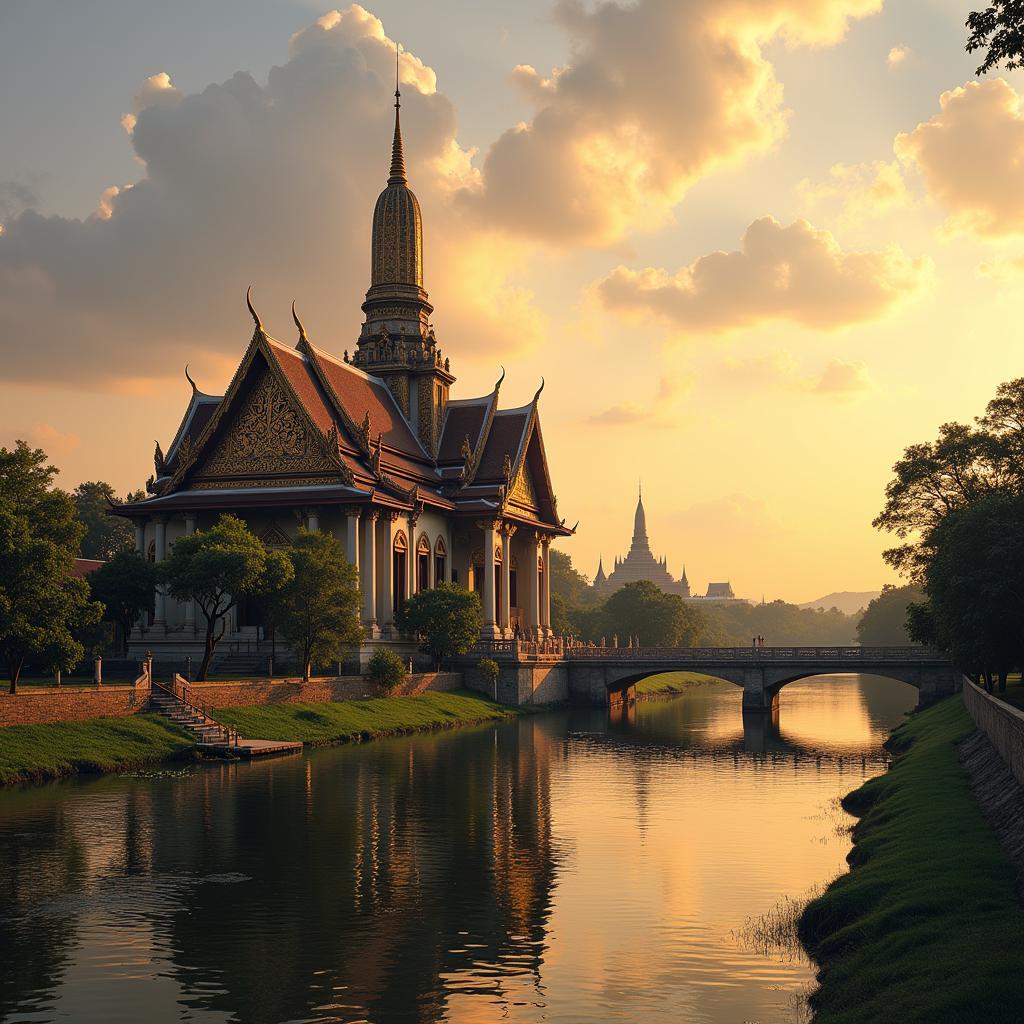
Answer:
[73,481,141,560]
[0,442,102,690]
[396,583,482,669]
[161,514,293,680]
[87,550,158,655]
[269,530,362,681]
[549,548,594,607]
[967,2,1024,74]
[600,581,713,647]
[855,585,924,646]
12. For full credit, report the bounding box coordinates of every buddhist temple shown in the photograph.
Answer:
[114,72,572,668]
[591,487,741,603]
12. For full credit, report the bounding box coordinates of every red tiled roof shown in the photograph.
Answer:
[72,558,104,577]
[267,340,337,438]
[438,400,489,463]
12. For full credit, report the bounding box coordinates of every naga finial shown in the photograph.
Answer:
[184,363,199,394]
[246,285,263,332]
[494,366,506,393]
[532,377,545,404]
[292,301,308,345]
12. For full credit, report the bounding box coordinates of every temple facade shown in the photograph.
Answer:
[591,489,740,603]
[114,79,572,667]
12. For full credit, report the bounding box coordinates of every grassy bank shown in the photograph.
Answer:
[798,696,1024,1023]
[215,690,515,745]
[0,715,194,786]
[635,672,720,696]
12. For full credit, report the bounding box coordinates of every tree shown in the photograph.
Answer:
[367,647,407,690]
[967,2,1024,74]
[161,514,293,680]
[73,482,139,560]
[550,591,575,636]
[395,583,482,669]
[270,531,362,681]
[0,442,102,691]
[856,585,924,646]
[549,548,593,607]
[919,492,1024,690]
[87,551,158,654]
[602,581,711,647]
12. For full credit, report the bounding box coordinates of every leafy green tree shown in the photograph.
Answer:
[550,591,574,637]
[856,585,924,646]
[602,581,711,647]
[549,548,593,607]
[477,657,499,698]
[698,599,852,646]
[367,647,407,690]
[161,514,293,680]
[967,2,1024,74]
[396,583,482,669]
[87,551,158,654]
[270,531,362,681]
[73,481,140,560]
[0,442,102,691]
[919,492,1024,690]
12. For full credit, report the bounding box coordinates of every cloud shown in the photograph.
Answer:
[0,178,41,222]
[812,358,871,394]
[25,423,81,457]
[596,217,930,333]
[669,494,780,540]
[887,45,910,66]
[895,79,1024,238]
[456,0,881,245]
[0,5,541,388]
[797,160,911,227]
[587,375,684,426]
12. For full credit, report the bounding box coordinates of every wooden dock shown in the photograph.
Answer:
[196,737,303,760]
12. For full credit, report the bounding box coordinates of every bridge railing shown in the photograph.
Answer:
[565,645,944,662]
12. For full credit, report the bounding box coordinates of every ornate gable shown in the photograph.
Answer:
[190,365,341,489]
[508,459,540,519]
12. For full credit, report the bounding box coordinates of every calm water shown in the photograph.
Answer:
[0,675,916,1024]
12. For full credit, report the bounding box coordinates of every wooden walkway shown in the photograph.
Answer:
[195,737,303,760]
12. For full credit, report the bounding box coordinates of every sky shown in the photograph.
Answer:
[2,0,1023,603]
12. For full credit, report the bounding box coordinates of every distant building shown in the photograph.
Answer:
[591,488,743,603]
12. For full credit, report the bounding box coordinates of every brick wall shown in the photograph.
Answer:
[0,680,152,727]
[175,672,463,709]
[963,678,1024,787]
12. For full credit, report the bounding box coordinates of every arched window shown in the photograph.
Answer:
[509,553,519,610]
[471,551,483,594]
[434,536,447,587]
[393,532,408,613]
[147,540,156,563]
[260,523,290,547]
[417,534,431,592]
[494,545,502,616]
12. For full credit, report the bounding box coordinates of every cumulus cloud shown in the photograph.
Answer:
[797,160,911,227]
[587,375,684,427]
[596,217,929,334]
[895,79,1024,238]
[26,423,81,457]
[887,45,910,66]
[813,358,871,394]
[457,0,881,245]
[0,5,541,387]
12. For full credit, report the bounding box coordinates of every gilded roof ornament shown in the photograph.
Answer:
[184,363,199,395]
[245,285,264,334]
[291,301,309,345]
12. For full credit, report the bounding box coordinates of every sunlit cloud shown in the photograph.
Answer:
[596,217,930,334]
[812,358,871,395]
[887,45,910,66]
[896,79,1024,238]
[457,0,882,246]
[797,160,912,228]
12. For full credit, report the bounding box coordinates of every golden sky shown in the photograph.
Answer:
[1,0,1021,602]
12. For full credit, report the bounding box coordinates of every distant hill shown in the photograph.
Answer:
[797,591,879,616]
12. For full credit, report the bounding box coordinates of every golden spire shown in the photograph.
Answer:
[388,43,407,185]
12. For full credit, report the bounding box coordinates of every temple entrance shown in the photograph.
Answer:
[393,533,408,613]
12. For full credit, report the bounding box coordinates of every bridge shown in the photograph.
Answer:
[468,642,962,712]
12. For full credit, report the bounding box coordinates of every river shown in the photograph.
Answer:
[0,674,916,1024]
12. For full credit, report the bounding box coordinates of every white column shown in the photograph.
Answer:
[541,536,552,637]
[446,526,454,583]
[361,510,379,637]
[345,511,360,573]
[183,514,196,634]
[501,525,513,638]
[407,515,418,598]
[526,531,540,639]
[381,514,397,634]
[134,522,145,554]
[153,516,167,629]
[306,507,320,532]
[482,520,500,638]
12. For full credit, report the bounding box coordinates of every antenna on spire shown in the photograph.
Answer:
[388,41,407,184]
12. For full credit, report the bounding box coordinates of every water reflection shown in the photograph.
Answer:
[0,674,915,1024]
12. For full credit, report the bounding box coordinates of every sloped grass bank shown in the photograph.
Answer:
[215,690,514,746]
[0,714,194,786]
[798,697,1024,1023]
[635,672,721,696]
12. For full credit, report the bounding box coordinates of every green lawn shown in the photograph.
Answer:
[798,696,1024,1023]
[215,690,514,745]
[635,671,721,696]
[0,714,194,786]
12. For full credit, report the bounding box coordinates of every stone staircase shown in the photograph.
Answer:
[149,682,236,747]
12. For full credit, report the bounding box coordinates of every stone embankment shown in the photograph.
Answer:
[963,677,1024,787]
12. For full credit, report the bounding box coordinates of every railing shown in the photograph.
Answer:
[566,645,946,663]
[470,637,567,660]
[152,677,240,747]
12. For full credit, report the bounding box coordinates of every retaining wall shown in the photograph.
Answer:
[175,672,463,709]
[963,678,1024,788]
[0,678,152,727]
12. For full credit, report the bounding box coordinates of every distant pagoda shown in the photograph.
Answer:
[591,486,740,602]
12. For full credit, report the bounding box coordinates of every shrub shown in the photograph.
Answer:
[478,657,499,697]
[367,647,408,691]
